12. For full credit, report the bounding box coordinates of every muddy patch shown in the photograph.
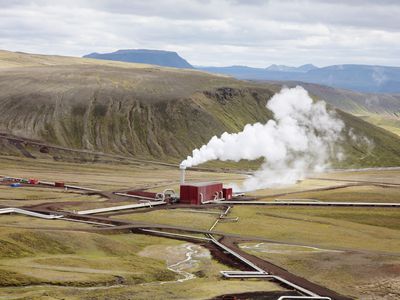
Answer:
[138,243,211,284]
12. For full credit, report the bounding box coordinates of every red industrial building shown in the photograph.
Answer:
[180,182,232,205]
[54,181,65,188]
[223,187,233,200]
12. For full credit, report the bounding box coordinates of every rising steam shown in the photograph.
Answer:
[181,86,345,191]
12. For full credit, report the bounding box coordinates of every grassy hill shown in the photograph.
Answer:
[0,50,155,69]
[0,50,399,168]
[277,82,400,114]
[289,82,400,137]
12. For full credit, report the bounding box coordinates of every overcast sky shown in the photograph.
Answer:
[1,0,399,67]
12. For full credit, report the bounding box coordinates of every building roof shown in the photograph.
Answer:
[181,182,222,187]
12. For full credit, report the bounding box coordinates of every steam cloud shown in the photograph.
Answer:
[181,86,345,191]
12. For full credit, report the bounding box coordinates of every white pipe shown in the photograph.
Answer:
[278,297,331,300]
[275,198,321,202]
[0,208,63,219]
[222,206,231,216]
[179,164,186,184]
[163,189,176,198]
[77,201,166,215]
[200,193,205,204]
[212,232,324,298]
[156,193,165,201]
[63,184,100,192]
[174,209,222,215]
[216,201,400,207]
[209,235,266,273]
[209,219,220,231]
[220,271,322,298]
[141,229,211,241]
[220,271,262,275]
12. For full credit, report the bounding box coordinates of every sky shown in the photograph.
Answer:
[1,0,400,67]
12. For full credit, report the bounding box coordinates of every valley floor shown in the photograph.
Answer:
[0,155,399,299]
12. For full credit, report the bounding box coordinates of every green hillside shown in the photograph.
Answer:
[280,82,400,137]
[0,50,399,168]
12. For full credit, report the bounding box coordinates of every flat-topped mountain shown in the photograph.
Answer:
[84,49,194,69]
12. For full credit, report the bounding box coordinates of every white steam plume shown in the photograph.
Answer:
[181,86,345,191]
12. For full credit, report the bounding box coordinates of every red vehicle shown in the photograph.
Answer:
[28,178,39,185]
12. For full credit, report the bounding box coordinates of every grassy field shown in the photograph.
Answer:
[0,279,282,300]
[0,214,93,230]
[244,178,352,198]
[239,242,400,299]
[113,208,221,230]
[0,155,286,299]
[218,205,400,299]
[272,185,400,203]
[0,156,244,192]
[0,228,179,285]
[0,185,103,207]
[216,206,400,253]
[1,155,400,299]
[243,169,400,202]
[0,226,283,300]
[316,168,400,184]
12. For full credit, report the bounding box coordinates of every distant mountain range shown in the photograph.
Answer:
[266,64,318,73]
[83,49,400,93]
[198,64,400,93]
[84,49,193,69]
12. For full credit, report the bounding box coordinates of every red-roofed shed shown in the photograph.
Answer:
[180,182,223,205]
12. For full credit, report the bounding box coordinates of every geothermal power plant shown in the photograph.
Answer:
[179,165,233,205]
[2,162,399,300]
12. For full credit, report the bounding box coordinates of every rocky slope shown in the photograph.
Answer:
[0,50,399,167]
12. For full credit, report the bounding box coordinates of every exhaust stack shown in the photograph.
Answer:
[179,163,186,184]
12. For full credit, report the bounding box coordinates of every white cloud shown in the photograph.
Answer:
[0,0,399,67]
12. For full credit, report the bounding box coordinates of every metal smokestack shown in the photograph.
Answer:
[179,163,186,184]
